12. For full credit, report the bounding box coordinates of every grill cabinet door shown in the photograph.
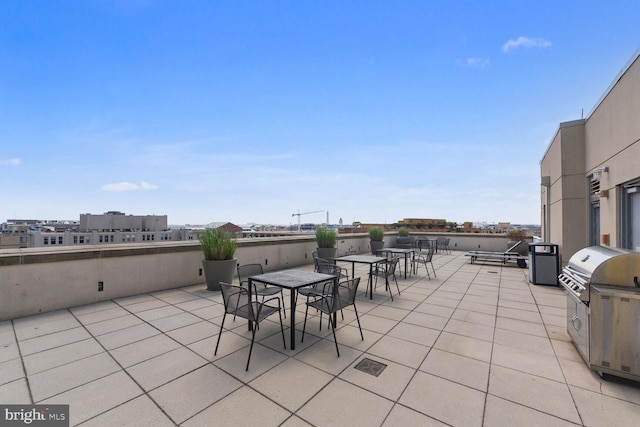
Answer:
[567,291,589,364]
[590,286,640,380]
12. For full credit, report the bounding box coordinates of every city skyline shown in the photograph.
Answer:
[2,2,640,226]
[2,214,540,229]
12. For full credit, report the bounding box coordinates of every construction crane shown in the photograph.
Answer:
[292,210,324,232]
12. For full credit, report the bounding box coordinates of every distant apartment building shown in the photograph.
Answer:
[79,211,167,232]
[16,211,180,248]
[540,49,640,262]
[2,213,248,248]
[2,219,39,233]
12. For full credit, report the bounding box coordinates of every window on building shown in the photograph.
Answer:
[621,178,640,251]
[44,237,49,245]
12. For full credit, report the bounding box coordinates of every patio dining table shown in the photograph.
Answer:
[335,255,386,300]
[248,269,336,350]
[377,247,414,279]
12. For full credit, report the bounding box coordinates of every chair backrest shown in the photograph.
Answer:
[385,257,399,275]
[219,282,253,319]
[319,277,361,314]
[237,263,263,285]
[317,256,332,268]
[377,249,394,261]
[317,263,341,277]
[336,277,360,309]
[422,244,435,261]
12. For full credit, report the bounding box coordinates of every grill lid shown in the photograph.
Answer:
[566,246,640,288]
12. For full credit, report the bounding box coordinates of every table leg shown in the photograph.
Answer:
[247,279,253,332]
[368,263,373,299]
[332,277,338,326]
[385,261,393,301]
[289,290,296,350]
[404,254,408,279]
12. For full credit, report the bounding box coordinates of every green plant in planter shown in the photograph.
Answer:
[369,226,385,254]
[368,226,384,241]
[199,228,237,260]
[315,228,337,248]
[397,226,410,237]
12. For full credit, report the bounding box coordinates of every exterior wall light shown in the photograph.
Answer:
[591,166,609,180]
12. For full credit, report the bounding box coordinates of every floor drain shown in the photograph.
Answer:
[354,358,387,377]
[488,271,498,274]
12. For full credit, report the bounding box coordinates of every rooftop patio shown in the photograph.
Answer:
[2,250,639,426]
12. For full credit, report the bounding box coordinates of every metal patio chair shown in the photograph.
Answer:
[298,262,346,324]
[413,243,436,279]
[313,251,349,280]
[372,256,401,301]
[237,263,286,318]
[214,282,285,371]
[301,277,363,357]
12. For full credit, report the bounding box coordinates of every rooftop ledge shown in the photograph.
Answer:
[1,233,526,320]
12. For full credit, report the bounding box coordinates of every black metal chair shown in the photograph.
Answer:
[372,256,401,301]
[214,282,285,371]
[237,263,286,318]
[413,243,436,279]
[442,237,451,254]
[313,251,348,280]
[436,237,451,254]
[301,277,362,357]
[298,262,339,300]
[297,263,347,324]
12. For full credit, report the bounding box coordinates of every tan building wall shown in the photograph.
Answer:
[541,50,640,263]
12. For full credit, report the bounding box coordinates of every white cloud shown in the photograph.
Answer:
[0,158,21,166]
[460,57,490,68]
[502,36,552,53]
[140,181,158,190]
[102,181,158,192]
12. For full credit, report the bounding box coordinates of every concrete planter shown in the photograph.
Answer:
[202,258,237,291]
[316,247,337,260]
[395,236,414,249]
[370,240,384,255]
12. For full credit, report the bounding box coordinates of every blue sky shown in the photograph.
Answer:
[2,1,639,227]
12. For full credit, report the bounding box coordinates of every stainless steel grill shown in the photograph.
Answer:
[558,246,640,382]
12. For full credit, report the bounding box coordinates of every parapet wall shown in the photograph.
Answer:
[0,233,515,320]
